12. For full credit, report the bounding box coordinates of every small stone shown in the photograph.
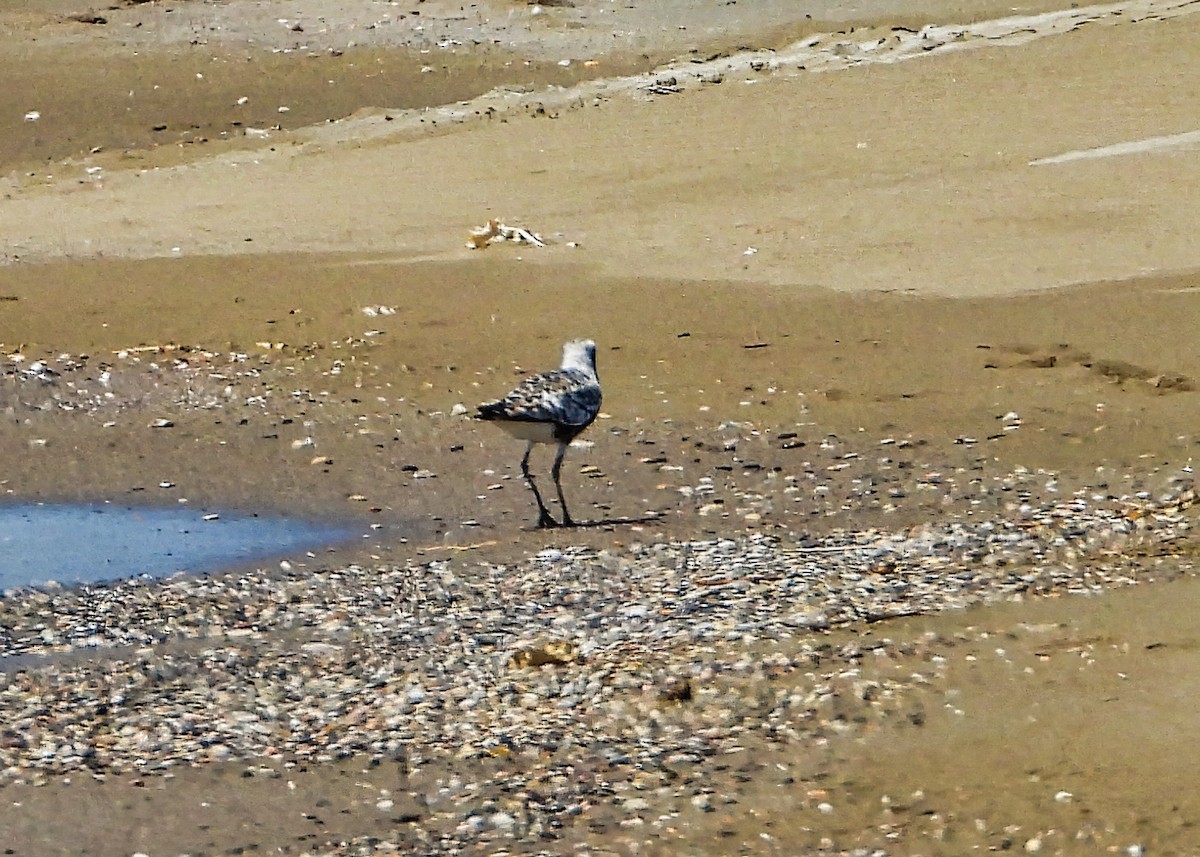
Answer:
[658,677,692,703]
[490,812,516,830]
[510,640,578,668]
[785,610,830,630]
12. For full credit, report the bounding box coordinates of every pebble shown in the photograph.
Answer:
[489,812,516,830]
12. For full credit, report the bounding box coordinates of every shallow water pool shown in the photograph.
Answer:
[0,503,359,590]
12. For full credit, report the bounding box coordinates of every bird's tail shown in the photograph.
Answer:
[475,402,505,421]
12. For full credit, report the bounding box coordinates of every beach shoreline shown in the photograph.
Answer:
[1,0,1199,853]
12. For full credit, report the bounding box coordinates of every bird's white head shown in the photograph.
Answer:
[560,338,598,374]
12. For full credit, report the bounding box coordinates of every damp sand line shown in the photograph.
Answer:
[14,0,1199,193]
[1030,128,1200,165]
[287,0,1200,152]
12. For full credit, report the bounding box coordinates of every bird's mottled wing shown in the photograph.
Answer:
[488,368,601,426]
[551,371,602,427]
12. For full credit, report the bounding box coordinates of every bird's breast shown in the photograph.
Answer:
[491,419,562,444]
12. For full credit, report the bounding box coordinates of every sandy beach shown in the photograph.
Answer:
[1,0,1198,854]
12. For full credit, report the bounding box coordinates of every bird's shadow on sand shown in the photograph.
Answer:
[523,512,664,532]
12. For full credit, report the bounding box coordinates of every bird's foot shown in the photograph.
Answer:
[535,512,561,529]
[559,512,577,528]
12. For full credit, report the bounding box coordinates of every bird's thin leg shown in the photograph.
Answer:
[551,442,576,527]
[521,442,558,529]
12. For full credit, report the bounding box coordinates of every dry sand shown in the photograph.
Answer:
[1,0,1199,853]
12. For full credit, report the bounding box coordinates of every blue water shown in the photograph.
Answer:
[0,504,358,589]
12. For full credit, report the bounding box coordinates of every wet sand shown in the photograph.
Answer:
[665,569,1200,855]
[1,0,1199,853]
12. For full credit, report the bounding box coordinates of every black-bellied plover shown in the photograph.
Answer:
[477,339,601,528]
